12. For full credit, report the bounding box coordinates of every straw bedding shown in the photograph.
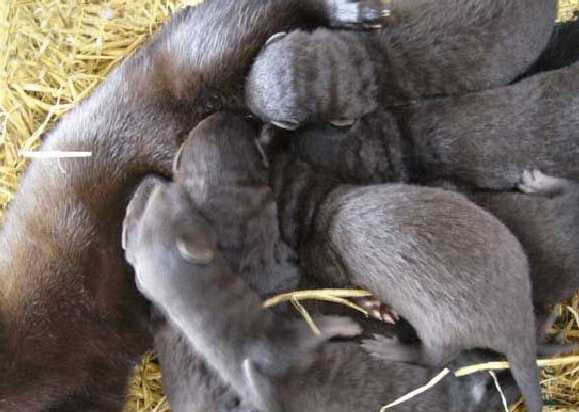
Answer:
[0,1,578,411]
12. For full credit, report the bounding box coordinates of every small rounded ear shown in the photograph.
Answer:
[123,175,166,252]
[172,144,185,175]
[121,212,138,265]
[176,235,216,265]
[121,215,131,251]
[122,196,141,253]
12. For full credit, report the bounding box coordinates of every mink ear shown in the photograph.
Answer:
[121,215,132,252]
[172,144,185,175]
[123,175,166,252]
[176,231,216,264]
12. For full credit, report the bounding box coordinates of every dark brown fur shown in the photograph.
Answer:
[0,1,392,410]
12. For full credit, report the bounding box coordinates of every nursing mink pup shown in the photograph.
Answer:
[247,26,579,190]
[0,0,571,411]
[247,0,557,127]
[280,108,579,338]
[307,186,542,411]
[0,1,396,410]
[122,173,362,412]
[142,114,561,412]
[123,113,449,412]
[464,171,579,336]
[143,15,576,410]
[125,113,520,412]
[244,30,579,410]
[244,120,542,411]
[141,113,579,412]
[170,114,300,297]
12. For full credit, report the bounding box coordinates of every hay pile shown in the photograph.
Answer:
[0,1,577,411]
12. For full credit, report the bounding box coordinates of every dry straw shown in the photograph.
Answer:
[1,1,578,412]
[376,355,579,410]
[264,288,373,334]
[268,289,579,411]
